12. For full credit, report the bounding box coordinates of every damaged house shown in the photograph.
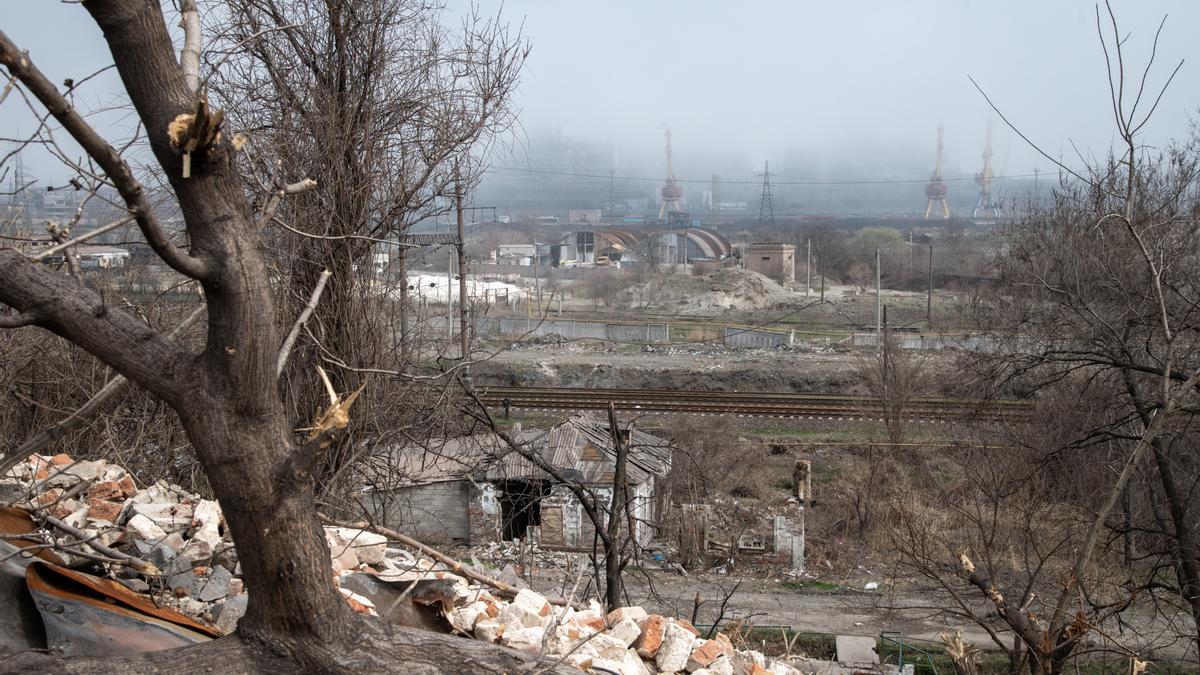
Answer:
[361,415,673,551]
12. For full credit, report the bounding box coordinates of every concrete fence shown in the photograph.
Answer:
[723,325,794,348]
[852,332,1004,351]
[475,316,804,348]
[475,317,670,343]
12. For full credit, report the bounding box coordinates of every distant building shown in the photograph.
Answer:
[567,209,602,225]
[77,245,130,269]
[746,242,795,283]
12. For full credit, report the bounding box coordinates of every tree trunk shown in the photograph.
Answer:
[176,403,355,644]
[1149,438,1200,654]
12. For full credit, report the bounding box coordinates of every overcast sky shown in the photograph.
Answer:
[464,0,1200,181]
[4,1,1199,184]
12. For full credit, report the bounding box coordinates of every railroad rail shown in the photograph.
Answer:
[478,386,1032,423]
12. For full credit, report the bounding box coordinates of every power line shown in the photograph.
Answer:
[488,165,1047,187]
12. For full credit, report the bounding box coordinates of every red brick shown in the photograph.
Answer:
[50,454,72,465]
[32,488,63,508]
[675,618,701,636]
[86,499,123,522]
[633,614,667,658]
[715,632,735,658]
[688,639,724,669]
[87,481,124,501]
[116,475,137,498]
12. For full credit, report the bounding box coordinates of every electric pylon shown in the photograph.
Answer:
[757,161,774,227]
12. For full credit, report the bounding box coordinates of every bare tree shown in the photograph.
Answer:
[210,0,526,491]
[0,2,558,671]
[899,3,1200,671]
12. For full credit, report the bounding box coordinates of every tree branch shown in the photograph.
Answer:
[0,305,205,477]
[179,0,201,94]
[0,249,193,403]
[0,31,210,280]
[277,268,330,376]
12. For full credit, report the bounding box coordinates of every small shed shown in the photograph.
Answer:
[361,415,673,551]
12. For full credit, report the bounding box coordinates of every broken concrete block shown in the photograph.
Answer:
[623,648,653,675]
[655,621,695,674]
[608,617,643,648]
[588,632,631,662]
[212,594,247,634]
[446,600,488,633]
[130,502,193,531]
[607,605,648,626]
[675,618,701,637]
[501,625,546,654]
[698,655,734,675]
[326,531,360,571]
[634,614,667,658]
[687,639,725,672]
[115,474,137,498]
[713,633,735,659]
[590,658,626,674]
[194,565,233,602]
[44,460,107,488]
[328,527,387,565]
[474,617,505,643]
[64,505,90,529]
[501,588,552,628]
[86,481,124,502]
[31,488,63,509]
[732,650,767,675]
[191,500,221,534]
[125,513,167,542]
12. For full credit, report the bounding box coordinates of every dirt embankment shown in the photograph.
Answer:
[473,344,957,395]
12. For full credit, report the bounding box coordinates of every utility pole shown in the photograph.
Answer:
[875,248,882,344]
[609,169,616,224]
[819,251,825,302]
[926,243,934,328]
[806,239,812,298]
[455,179,469,360]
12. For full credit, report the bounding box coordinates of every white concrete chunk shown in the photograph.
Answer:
[655,621,694,673]
[609,617,643,647]
[125,513,167,542]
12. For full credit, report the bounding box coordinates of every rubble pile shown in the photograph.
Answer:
[441,588,805,674]
[3,453,803,672]
[2,453,249,632]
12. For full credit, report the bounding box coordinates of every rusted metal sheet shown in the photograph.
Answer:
[26,561,218,656]
[0,506,65,564]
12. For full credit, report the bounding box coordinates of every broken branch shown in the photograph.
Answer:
[277,269,331,376]
[39,512,156,574]
[318,514,581,609]
[179,0,201,94]
[31,215,136,261]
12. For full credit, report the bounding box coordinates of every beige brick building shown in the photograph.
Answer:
[746,242,795,283]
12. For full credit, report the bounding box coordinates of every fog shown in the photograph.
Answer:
[4,1,1200,193]
[464,0,1200,183]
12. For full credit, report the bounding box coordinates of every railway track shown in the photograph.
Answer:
[478,386,1032,423]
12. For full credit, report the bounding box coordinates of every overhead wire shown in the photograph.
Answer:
[487,165,1047,187]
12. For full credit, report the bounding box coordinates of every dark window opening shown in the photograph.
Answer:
[498,480,550,541]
